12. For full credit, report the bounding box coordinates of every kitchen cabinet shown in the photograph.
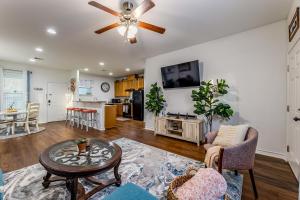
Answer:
[114,76,144,97]
[116,104,123,117]
[105,105,117,129]
[138,78,144,89]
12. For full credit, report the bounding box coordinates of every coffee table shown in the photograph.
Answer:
[39,139,122,200]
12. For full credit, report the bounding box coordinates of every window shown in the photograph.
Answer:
[1,69,27,111]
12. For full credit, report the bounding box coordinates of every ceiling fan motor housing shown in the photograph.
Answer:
[123,1,134,12]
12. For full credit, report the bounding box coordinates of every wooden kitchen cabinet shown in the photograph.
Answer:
[105,105,117,129]
[115,81,120,97]
[132,79,138,89]
[114,76,144,97]
[116,104,123,117]
[138,77,144,89]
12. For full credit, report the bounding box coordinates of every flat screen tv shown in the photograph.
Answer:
[161,60,202,89]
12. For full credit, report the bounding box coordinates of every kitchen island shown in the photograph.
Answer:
[73,101,107,131]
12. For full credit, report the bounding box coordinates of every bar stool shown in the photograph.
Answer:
[81,109,97,132]
[72,108,83,128]
[65,107,75,126]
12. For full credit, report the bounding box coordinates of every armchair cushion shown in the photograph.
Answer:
[203,144,215,151]
[212,124,249,147]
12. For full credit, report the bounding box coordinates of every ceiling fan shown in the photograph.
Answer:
[88,0,166,44]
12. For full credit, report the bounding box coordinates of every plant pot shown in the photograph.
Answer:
[77,142,87,153]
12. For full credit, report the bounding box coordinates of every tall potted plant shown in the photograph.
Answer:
[191,79,234,132]
[145,82,166,117]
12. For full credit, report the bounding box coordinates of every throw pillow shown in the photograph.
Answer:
[212,124,249,147]
[175,168,227,200]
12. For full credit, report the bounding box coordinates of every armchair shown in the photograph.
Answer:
[204,127,259,199]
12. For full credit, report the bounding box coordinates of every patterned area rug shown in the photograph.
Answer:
[3,138,243,200]
[0,127,46,140]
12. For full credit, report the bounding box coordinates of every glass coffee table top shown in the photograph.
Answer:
[48,139,116,167]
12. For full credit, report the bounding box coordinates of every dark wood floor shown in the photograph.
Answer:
[0,120,298,200]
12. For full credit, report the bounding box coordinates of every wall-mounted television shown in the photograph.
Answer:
[161,60,202,89]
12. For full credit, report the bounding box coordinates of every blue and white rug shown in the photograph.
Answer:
[3,138,243,200]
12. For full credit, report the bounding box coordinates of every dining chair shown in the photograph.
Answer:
[14,103,40,134]
[0,120,13,135]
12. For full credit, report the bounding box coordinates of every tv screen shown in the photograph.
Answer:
[161,60,201,89]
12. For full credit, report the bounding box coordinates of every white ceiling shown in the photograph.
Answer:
[0,0,293,77]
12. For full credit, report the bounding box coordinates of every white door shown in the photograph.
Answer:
[287,42,300,181]
[47,82,68,122]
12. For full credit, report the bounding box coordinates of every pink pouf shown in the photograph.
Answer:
[176,168,227,200]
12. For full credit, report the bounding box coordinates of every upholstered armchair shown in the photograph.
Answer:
[204,127,259,199]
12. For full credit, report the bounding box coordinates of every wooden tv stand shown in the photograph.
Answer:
[154,116,204,146]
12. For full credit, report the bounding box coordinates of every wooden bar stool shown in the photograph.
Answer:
[72,108,83,128]
[65,107,75,126]
[81,109,97,132]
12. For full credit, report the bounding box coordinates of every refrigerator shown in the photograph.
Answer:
[132,90,144,121]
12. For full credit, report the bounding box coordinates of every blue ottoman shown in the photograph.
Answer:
[103,183,157,200]
[0,169,3,200]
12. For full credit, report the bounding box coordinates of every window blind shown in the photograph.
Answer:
[1,69,27,110]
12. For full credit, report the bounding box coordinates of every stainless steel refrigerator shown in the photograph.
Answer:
[132,90,144,121]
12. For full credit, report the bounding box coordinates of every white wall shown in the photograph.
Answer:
[144,21,288,159]
[0,60,71,123]
[79,73,115,102]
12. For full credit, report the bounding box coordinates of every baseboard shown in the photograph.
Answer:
[143,127,287,160]
[256,149,287,161]
[144,127,154,131]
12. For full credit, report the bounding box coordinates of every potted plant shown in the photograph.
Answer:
[145,82,166,128]
[191,79,234,132]
[76,138,88,153]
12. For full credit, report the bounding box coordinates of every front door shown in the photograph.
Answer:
[287,42,300,181]
[47,82,68,122]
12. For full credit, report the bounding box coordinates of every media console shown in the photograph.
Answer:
[154,116,204,146]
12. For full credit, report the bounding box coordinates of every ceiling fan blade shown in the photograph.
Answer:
[88,1,120,17]
[129,37,137,44]
[138,21,165,34]
[95,23,120,34]
[132,0,155,18]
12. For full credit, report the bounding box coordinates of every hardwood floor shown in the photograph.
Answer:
[0,120,298,200]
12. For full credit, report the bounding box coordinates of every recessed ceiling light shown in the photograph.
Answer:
[125,68,130,72]
[84,68,89,71]
[109,72,113,76]
[29,58,36,62]
[35,47,43,52]
[47,28,57,35]
[99,62,104,66]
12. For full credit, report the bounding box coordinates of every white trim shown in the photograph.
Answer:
[145,126,288,160]
[256,149,287,161]
[144,127,154,131]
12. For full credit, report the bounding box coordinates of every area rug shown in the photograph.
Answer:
[0,127,46,140]
[3,138,243,200]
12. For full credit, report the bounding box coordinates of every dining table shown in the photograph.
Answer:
[0,110,27,134]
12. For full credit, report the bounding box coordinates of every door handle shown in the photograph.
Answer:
[293,117,300,122]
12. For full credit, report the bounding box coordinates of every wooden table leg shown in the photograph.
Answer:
[66,178,79,200]
[114,158,121,186]
[83,158,122,199]
[42,172,52,188]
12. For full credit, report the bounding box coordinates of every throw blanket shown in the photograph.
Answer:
[204,146,221,168]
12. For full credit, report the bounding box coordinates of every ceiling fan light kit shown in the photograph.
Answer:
[89,0,166,44]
